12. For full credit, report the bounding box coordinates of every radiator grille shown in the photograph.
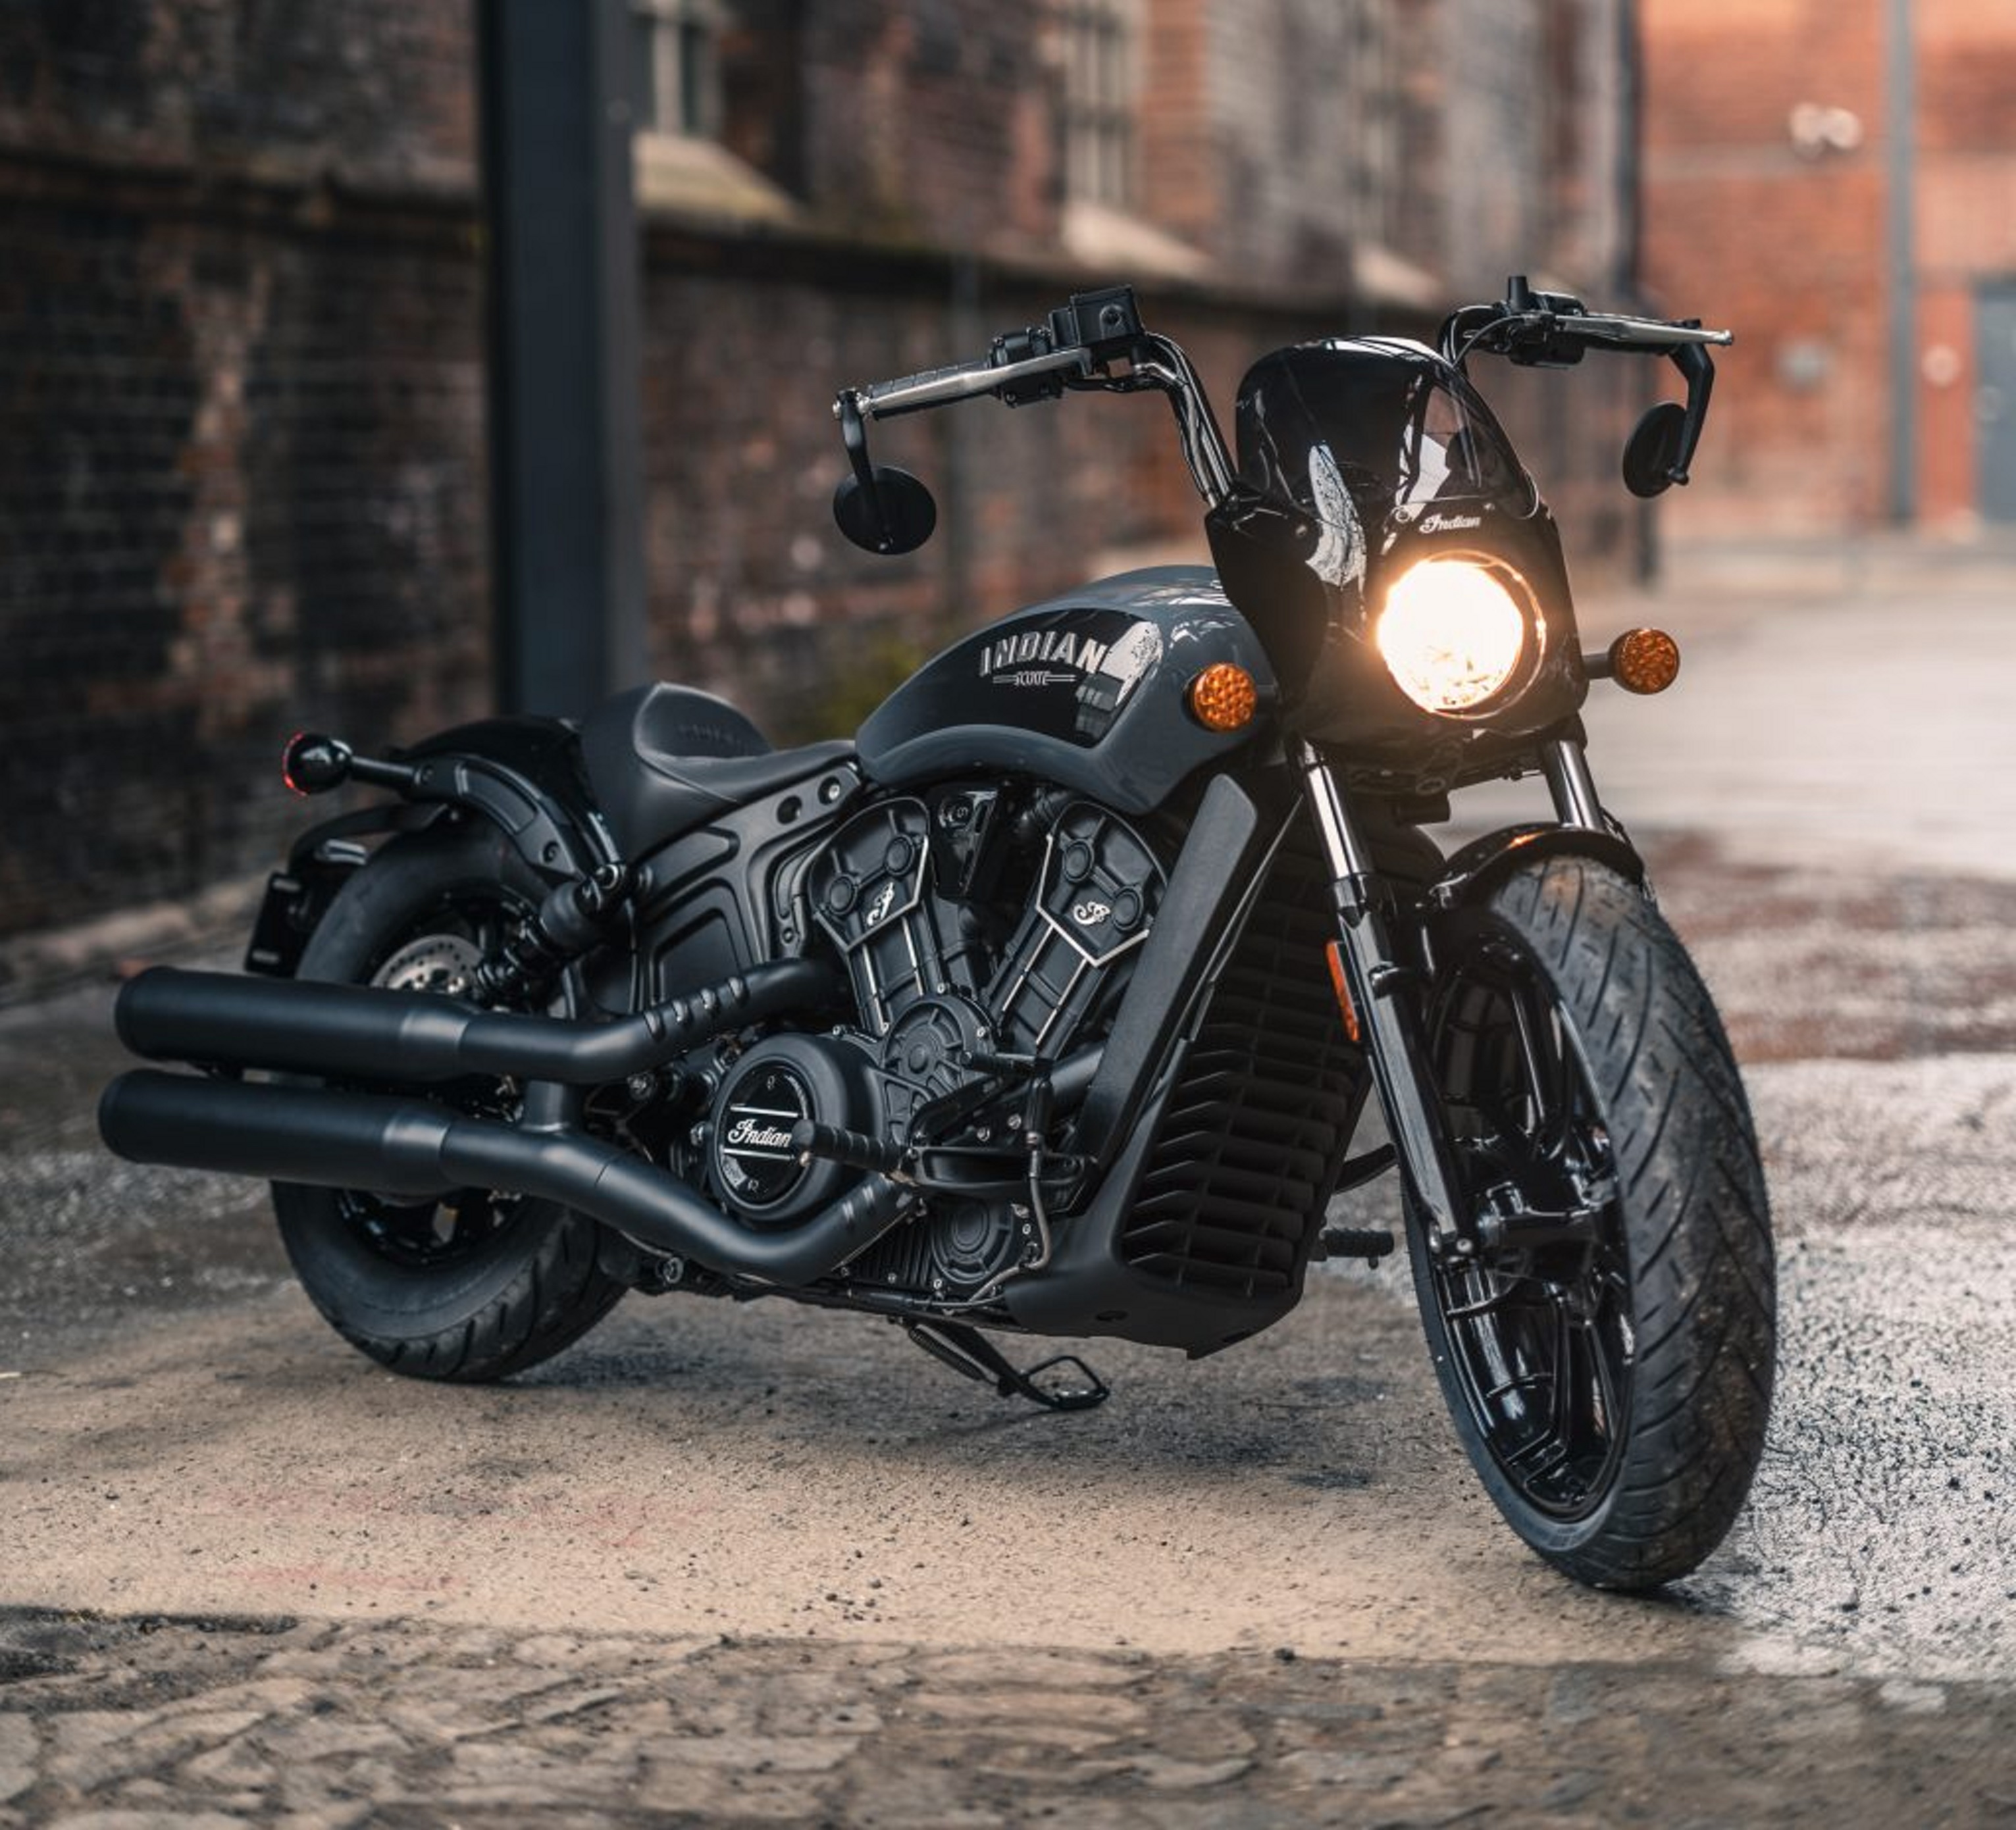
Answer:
[1118,836,1364,1298]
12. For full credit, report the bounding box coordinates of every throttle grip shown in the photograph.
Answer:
[860,360,993,407]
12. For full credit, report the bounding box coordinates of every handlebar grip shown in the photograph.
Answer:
[858,358,999,415]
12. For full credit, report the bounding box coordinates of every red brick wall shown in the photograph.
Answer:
[1641,0,2016,531]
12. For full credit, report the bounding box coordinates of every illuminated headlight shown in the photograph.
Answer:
[1375,558,1533,715]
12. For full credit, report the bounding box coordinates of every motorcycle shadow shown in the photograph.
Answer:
[499,1267,1438,1500]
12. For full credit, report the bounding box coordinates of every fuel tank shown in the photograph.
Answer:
[855,567,1276,815]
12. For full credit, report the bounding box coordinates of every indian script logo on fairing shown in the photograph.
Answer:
[979,627,1112,689]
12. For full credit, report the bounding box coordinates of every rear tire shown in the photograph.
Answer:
[272,826,627,1383]
[1407,855,1774,1589]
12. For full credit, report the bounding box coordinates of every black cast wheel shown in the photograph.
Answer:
[271,826,627,1382]
[1407,854,1774,1589]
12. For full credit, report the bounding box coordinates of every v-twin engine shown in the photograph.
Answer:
[699,790,1165,1298]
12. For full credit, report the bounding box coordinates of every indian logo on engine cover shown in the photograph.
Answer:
[715,1062,812,1208]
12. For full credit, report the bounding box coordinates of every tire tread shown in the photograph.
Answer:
[1410,853,1775,1590]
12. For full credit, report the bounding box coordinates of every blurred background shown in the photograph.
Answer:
[1,0,2011,990]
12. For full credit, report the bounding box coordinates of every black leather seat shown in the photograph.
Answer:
[581,683,854,859]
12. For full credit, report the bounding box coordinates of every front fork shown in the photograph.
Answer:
[1294,736,1607,1258]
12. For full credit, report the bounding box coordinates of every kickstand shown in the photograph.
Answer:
[902,1319,1110,1413]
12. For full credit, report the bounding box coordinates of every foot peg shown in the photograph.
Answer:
[1318,1225,1396,1265]
[902,1319,1110,1412]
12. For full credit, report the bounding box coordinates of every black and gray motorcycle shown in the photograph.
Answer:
[100,280,1773,1589]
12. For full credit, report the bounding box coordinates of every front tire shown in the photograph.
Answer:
[1407,855,1774,1589]
[272,826,627,1383]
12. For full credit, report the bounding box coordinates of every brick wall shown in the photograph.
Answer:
[0,0,1634,982]
[1641,0,2016,531]
[0,3,489,966]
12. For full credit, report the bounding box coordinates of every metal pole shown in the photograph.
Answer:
[478,0,648,716]
[1886,0,1917,525]
[1618,0,1660,585]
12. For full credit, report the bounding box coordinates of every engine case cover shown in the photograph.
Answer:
[707,1034,873,1226]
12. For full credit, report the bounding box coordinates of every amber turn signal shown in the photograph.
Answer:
[1324,940,1361,1044]
[1187,663,1258,732]
[1602,627,1681,695]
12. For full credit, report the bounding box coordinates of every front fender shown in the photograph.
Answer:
[1424,823,1649,916]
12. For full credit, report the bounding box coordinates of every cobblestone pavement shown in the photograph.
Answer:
[1,1609,2012,1829]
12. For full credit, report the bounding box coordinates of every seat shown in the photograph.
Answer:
[581,682,854,859]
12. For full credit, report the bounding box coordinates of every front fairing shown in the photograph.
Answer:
[1206,338,1586,790]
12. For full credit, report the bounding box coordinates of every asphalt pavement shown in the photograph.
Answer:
[3,536,2014,1823]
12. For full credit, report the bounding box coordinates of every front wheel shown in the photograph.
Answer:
[1407,855,1774,1589]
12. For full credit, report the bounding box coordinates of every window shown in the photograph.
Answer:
[1060,1,1137,208]
[631,0,720,140]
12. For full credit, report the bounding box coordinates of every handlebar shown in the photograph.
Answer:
[1437,280,1732,369]
[848,346,1095,420]
[830,274,1732,559]
[833,285,1237,518]
[1437,278,1731,496]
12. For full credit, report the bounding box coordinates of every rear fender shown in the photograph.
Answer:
[247,716,617,978]
[245,801,447,977]
[402,715,618,878]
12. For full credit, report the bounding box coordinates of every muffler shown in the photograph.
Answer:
[114,959,837,1086]
[97,1069,905,1286]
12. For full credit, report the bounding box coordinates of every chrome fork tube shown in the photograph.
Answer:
[1293,741,1468,1250]
[1543,737,1605,830]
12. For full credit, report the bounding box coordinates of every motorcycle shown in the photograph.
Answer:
[99,280,1774,1590]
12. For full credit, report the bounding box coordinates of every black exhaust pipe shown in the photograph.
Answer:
[115,959,837,1086]
[99,1069,906,1286]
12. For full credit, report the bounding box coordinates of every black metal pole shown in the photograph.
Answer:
[477,0,648,717]
[1618,0,1659,586]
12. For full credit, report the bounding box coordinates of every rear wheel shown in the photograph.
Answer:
[1407,855,1774,1589]
[272,826,627,1382]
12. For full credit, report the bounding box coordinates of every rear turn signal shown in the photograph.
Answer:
[282,730,353,796]
[1187,663,1258,732]
[1600,627,1681,695]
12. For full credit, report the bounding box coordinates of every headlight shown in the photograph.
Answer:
[1375,557,1532,714]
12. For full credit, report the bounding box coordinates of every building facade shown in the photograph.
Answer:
[1641,0,2016,532]
[0,0,1632,981]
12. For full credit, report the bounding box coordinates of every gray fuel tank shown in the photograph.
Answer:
[856,567,1276,815]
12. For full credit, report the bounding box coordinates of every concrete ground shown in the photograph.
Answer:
[2,536,2014,1824]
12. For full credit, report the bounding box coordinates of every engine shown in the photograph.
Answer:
[700,786,1164,1302]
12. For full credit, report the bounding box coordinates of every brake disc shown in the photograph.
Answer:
[372,933,482,999]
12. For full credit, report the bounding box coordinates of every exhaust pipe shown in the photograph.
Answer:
[98,1069,906,1287]
[115,959,837,1086]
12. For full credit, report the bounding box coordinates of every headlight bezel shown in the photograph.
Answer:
[1373,551,1546,720]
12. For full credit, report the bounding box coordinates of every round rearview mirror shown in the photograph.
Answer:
[1621,401,1687,499]
[833,466,938,555]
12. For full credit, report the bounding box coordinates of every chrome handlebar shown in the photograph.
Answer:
[844,346,1095,420]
